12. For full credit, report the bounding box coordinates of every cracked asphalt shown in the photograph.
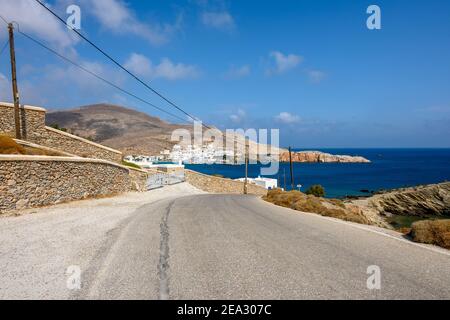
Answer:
[1,186,450,299]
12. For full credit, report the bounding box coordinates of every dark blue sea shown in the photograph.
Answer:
[185,149,450,199]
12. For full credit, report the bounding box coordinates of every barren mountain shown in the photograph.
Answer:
[46,104,193,155]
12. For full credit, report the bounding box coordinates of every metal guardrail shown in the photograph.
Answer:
[146,171,186,190]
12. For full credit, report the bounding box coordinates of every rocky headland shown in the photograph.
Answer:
[279,151,371,163]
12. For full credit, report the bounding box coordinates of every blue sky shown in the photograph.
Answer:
[0,0,449,148]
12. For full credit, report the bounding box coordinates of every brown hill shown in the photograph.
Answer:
[46,104,192,155]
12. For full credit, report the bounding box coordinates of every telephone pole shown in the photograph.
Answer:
[244,138,249,195]
[234,136,238,165]
[8,23,21,139]
[289,147,295,190]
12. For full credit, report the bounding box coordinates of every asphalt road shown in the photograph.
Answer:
[75,194,450,300]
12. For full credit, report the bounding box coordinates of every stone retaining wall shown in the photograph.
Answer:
[0,102,122,163]
[185,169,267,196]
[38,127,122,163]
[128,167,149,192]
[0,155,144,213]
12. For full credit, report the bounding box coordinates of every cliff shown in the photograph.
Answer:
[279,151,371,163]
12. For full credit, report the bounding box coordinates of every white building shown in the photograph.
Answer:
[168,143,234,164]
[123,155,156,168]
[235,176,278,190]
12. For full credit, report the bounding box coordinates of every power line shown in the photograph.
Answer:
[0,16,10,55]
[0,15,8,25]
[0,39,9,56]
[18,30,191,125]
[2,11,248,152]
[33,0,210,129]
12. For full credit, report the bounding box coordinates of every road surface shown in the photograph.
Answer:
[1,186,449,299]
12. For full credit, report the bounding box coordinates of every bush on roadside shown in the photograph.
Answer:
[263,189,369,225]
[410,220,450,249]
[305,185,326,197]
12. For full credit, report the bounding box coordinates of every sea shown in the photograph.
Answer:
[185,149,450,199]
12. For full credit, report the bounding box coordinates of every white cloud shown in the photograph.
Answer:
[230,109,246,123]
[308,70,326,83]
[275,112,301,124]
[201,11,235,31]
[124,53,199,80]
[417,105,450,114]
[224,65,250,79]
[123,53,153,77]
[268,51,303,75]
[155,58,199,80]
[84,0,182,46]
[8,57,128,107]
[0,0,77,49]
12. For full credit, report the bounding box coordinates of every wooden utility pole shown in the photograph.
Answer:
[234,136,238,165]
[244,138,249,195]
[8,23,21,139]
[289,147,295,190]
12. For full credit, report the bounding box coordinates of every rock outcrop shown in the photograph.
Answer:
[367,182,450,217]
[279,151,370,163]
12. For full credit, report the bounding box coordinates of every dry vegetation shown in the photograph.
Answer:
[263,189,370,225]
[264,189,450,250]
[410,220,450,249]
[0,135,63,156]
[0,135,27,154]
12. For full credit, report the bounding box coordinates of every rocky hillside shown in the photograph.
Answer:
[46,104,193,155]
[280,151,370,163]
[368,182,450,217]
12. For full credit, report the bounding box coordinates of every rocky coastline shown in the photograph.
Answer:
[279,151,371,163]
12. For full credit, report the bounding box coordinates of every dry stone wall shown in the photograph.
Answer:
[0,103,122,163]
[0,156,135,213]
[185,169,267,196]
[128,167,149,192]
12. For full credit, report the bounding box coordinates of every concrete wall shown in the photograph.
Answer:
[0,102,122,163]
[0,155,148,213]
[185,169,267,196]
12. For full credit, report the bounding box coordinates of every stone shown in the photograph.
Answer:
[15,199,29,210]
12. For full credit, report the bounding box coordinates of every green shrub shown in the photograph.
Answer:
[122,160,141,169]
[305,185,326,197]
[50,124,68,132]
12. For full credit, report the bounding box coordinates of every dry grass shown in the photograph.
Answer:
[0,135,26,155]
[263,189,370,225]
[0,135,65,156]
[410,220,450,249]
